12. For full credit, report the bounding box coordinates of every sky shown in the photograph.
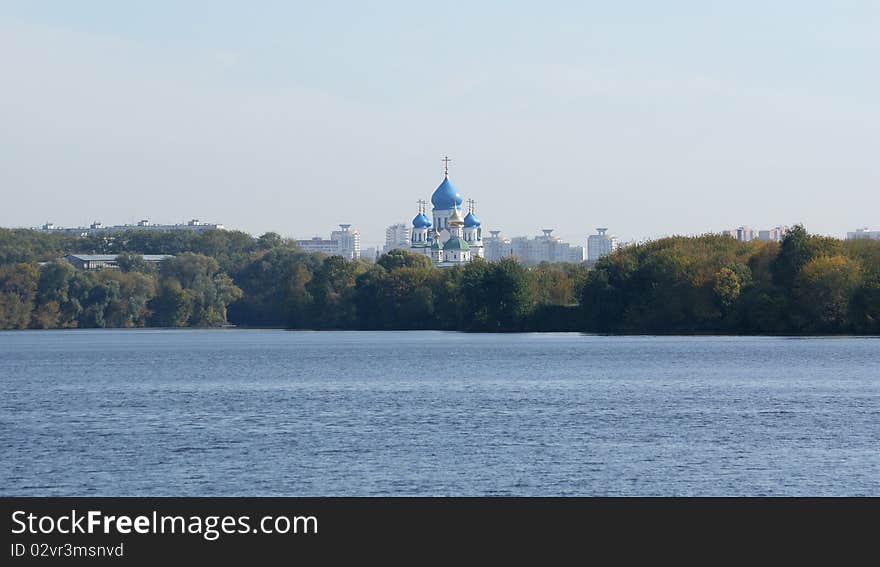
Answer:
[1,1,878,247]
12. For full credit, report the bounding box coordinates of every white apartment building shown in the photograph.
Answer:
[722,226,756,242]
[384,223,412,253]
[361,247,379,262]
[587,228,619,261]
[757,226,788,242]
[295,237,340,255]
[723,225,787,242]
[484,231,513,261]
[330,224,361,260]
[504,229,584,265]
[847,228,880,240]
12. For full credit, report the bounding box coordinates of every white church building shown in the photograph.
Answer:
[410,158,484,266]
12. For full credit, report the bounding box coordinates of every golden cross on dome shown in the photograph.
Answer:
[417,199,426,214]
[442,155,451,176]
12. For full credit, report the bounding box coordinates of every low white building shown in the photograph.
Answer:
[297,224,361,259]
[360,247,379,263]
[63,254,173,270]
[295,237,340,255]
[36,219,225,235]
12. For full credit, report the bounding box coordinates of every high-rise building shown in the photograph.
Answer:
[484,230,513,261]
[587,228,619,261]
[384,223,412,253]
[330,224,361,260]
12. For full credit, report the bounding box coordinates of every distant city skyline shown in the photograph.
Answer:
[2,2,878,247]
[19,214,876,250]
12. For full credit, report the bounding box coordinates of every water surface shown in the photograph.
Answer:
[1,330,877,495]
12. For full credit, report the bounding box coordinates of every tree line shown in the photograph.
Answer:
[582,225,880,333]
[1,225,878,333]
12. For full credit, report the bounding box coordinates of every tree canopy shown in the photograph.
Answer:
[1,225,878,334]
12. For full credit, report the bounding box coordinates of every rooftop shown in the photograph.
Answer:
[65,254,173,261]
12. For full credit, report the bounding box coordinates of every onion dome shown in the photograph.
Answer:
[463,212,481,227]
[431,176,463,210]
[412,212,431,228]
[443,236,470,251]
[448,206,464,227]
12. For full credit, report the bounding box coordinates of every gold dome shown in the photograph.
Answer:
[448,206,464,227]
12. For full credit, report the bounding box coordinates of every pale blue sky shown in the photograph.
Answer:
[2,1,878,246]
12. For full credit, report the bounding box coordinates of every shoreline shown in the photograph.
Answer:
[2,326,878,339]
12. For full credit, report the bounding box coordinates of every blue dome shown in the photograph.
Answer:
[412,213,431,228]
[463,212,481,227]
[431,176,463,210]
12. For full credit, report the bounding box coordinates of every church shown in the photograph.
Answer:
[410,157,484,266]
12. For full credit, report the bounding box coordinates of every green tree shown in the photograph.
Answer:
[773,225,842,289]
[155,253,242,326]
[388,268,435,328]
[793,255,862,332]
[306,255,363,329]
[772,225,811,290]
[460,258,532,331]
[530,264,576,306]
[377,249,434,272]
[578,235,759,332]
[34,259,82,327]
[116,253,157,274]
[713,267,742,307]
[579,255,634,332]
[352,265,388,329]
[0,263,39,329]
[148,280,192,327]
[79,279,121,328]
[848,279,880,334]
[0,228,69,264]
[229,248,319,327]
[430,265,465,330]
[98,270,158,327]
[256,232,284,250]
[354,262,435,330]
